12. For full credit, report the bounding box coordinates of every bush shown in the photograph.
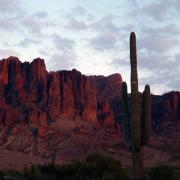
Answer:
[149,164,180,180]
[0,152,130,180]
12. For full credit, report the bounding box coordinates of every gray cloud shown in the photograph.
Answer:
[33,11,48,19]
[110,58,129,67]
[138,52,171,70]
[22,12,56,35]
[52,34,75,51]
[138,52,179,93]
[89,32,119,51]
[141,0,172,21]
[48,49,77,71]
[88,15,127,51]
[49,33,78,70]
[142,24,180,36]
[128,0,138,6]
[71,6,87,16]
[16,38,41,48]
[138,34,178,53]
[90,15,119,33]
[23,16,42,34]
[129,0,173,22]
[66,18,87,31]
[128,0,180,23]
[0,16,18,31]
[0,0,21,13]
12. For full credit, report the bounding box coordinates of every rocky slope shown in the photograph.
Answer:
[152,91,180,133]
[0,56,179,167]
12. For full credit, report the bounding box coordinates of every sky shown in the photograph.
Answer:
[0,0,179,95]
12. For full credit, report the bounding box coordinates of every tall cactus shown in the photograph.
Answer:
[121,32,151,180]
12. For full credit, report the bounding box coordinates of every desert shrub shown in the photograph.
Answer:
[0,152,130,180]
[85,152,129,180]
[149,164,180,180]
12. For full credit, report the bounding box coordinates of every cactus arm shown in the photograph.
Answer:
[121,82,131,144]
[141,85,151,145]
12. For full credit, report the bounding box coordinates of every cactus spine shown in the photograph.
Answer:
[121,32,151,180]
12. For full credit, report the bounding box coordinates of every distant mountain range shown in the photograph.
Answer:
[0,56,179,168]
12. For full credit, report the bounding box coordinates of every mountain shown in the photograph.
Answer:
[0,56,179,168]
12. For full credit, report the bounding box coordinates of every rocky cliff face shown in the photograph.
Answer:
[0,57,179,161]
[89,74,122,125]
[0,57,123,144]
[152,91,180,133]
[0,57,99,132]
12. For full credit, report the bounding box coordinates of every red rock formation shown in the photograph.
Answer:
[152,91,180,133]
[0,57,179,161]
[0,57,98,133]
[90,73,123,125]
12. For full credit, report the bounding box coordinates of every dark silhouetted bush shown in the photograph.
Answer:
[149,164,180,180]
[0,152,130,180]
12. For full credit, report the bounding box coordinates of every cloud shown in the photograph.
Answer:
[16,38,41,48]
[90,15,119,33]
[141,0,172,21]
[39,49,50,57]
[66,18,87,31]
[138,34,178,53]
[23,16,42,34]
[49,34,78,70]
[22,12,56,35]
[138,52,171,70]
[0,16,18,31]
[142,24,180,36]
[71,6,87,16]
[128,0,138,6]
[0,0,21,13]
[0,49,20,58]
[110,58,129,67]
[48,50,77,71]
[52,34,75,51]
[88,15,127,51]
[137,51,179,93]
[33,11,48,19]
[89,32,119,51]
[129,0,173,22]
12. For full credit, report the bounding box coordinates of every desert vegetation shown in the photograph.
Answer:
[0,152,179,180]
[0,152,130,180]
[121,32,152,180]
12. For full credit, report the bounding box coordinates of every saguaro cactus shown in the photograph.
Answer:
[121,32,151,180]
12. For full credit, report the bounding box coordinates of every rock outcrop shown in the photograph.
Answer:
[0,57,179,161]
[90,74,122,125]
[0,57,99,133]
[152,91,180,133]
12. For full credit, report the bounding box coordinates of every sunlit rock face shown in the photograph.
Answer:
[0,57,99,130]
[0,57,123,157]
[0,57,179,161]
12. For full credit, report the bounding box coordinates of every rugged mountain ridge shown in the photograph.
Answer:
[0,57,97,130]
[0,57,179,163]
[152,91,180,133]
